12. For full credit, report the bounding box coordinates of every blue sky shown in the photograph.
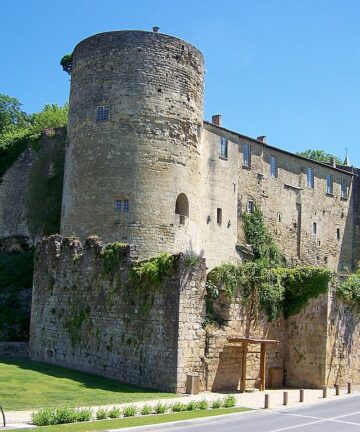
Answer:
[1,0,359,165]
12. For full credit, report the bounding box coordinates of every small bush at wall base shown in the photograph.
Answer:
[140,405,153,415]
[96,408,108,420]
[186,401,197,411]
[211,399,223,409]
[223,395,236,408]
[108,407,121,418]
[75,408,92,422]
[197,400,209,410]
[123,405,137,417]
[172,402,187,412]
[154,402,168,414]
[32,406,89,426]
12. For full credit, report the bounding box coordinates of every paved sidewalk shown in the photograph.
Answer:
[3,385,358,429]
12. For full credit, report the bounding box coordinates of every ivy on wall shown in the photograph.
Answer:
[25,136,65,237]
[337,271,360,313]
[206,209,331,323]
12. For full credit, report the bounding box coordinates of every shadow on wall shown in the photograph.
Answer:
[211,345,242,392]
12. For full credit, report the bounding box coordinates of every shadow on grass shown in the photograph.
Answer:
[0,356,171,395]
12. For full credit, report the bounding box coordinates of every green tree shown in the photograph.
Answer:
[0,94,30,134]
[31,103,68,133]
[296,149,342,165]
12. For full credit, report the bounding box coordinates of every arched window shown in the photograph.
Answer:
[175,193,189,217]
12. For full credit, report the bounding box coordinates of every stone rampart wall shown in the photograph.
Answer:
[29,235,206,392]
[0,342,29,359]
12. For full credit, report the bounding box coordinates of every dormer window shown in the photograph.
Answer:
[96,105,110,121]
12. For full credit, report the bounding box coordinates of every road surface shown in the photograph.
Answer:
[110,394,360,431]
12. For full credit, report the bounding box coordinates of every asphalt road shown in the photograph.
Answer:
[111,394,360,432]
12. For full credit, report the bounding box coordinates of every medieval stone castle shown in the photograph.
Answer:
[2,30,360,393]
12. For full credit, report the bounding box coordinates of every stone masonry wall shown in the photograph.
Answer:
[29,235,206,393]
[0,128,66,243]
[326,288,360,386]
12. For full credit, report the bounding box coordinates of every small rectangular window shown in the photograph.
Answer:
[123,199,129,213]
[341,179,348,198]
[270,156,278,178]
[217,208,222,225]
[326,174,333,195]
[96,105,110,121]
[312,222,317,235]
[247,200,255,213]
[336,228,340,240]
[220,137,228,159]
[307,167,314,188]
[115,200,122,211]
[243,143,251,167]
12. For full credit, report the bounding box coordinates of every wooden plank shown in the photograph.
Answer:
[240,341,248,393]
[228,337,279,345]
[259,342,266,391]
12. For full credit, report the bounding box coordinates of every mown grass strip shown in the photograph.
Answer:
[26,407,250,431]
[0,357,175,411]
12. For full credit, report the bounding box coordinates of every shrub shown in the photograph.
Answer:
[96,408,108,420]
[154,402,168,414]
[123,405,137,417]
[140,405,153,415]
[53,407,78,424]
[76,408,92,422]
[196,400,209,410]
[223,395,236,408]
[108,407,121,418]
[171,402,187,412]
[32,408,55,426]
[186,401,197,411]
[211,399,223,409]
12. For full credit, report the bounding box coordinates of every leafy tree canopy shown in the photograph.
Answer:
[296,149,342,165]
[0,94,30,134]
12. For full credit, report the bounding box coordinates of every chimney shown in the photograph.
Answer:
[152,26,160,33]
[212,114,222,126]
[257,135,266,143]
[330,156,336,167]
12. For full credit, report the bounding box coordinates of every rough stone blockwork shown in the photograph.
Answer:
[29,236,206,393]
[0,342,29,359]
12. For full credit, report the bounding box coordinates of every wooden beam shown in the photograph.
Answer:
[228,337,279,345]
[240,341,248,393]
[259,342,266,391]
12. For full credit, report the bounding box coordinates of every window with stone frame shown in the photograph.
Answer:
[96,105,110,121]
[243,143,251,167]
[247,200,255,213]
[270,156,278,178]
[307,167,314,188]
[341,179,348,198]
[326,174,333,195]
[220,137,228,159]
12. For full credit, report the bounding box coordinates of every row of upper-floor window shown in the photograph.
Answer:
[246,200,342,241]
[219,138,349,198]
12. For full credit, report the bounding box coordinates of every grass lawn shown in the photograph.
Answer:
[0,357,176,411]
[26,408,250,431]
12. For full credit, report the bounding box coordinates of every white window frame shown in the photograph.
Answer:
[326,174,333,195]
[220,137,228,159]
[307,167,314,189]
[243,143,251,167]
[96,105,110,121]
[270,156,278,178]
[341,179,348,198]
[247,200,255,213]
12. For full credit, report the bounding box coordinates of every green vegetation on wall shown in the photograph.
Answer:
[25,137,65,237]
[206,209,331,323]
[0,95,68,178]
[337,271,360,313]
[0,250,34,341]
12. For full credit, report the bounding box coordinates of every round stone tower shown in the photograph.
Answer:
[61,30,204,258]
